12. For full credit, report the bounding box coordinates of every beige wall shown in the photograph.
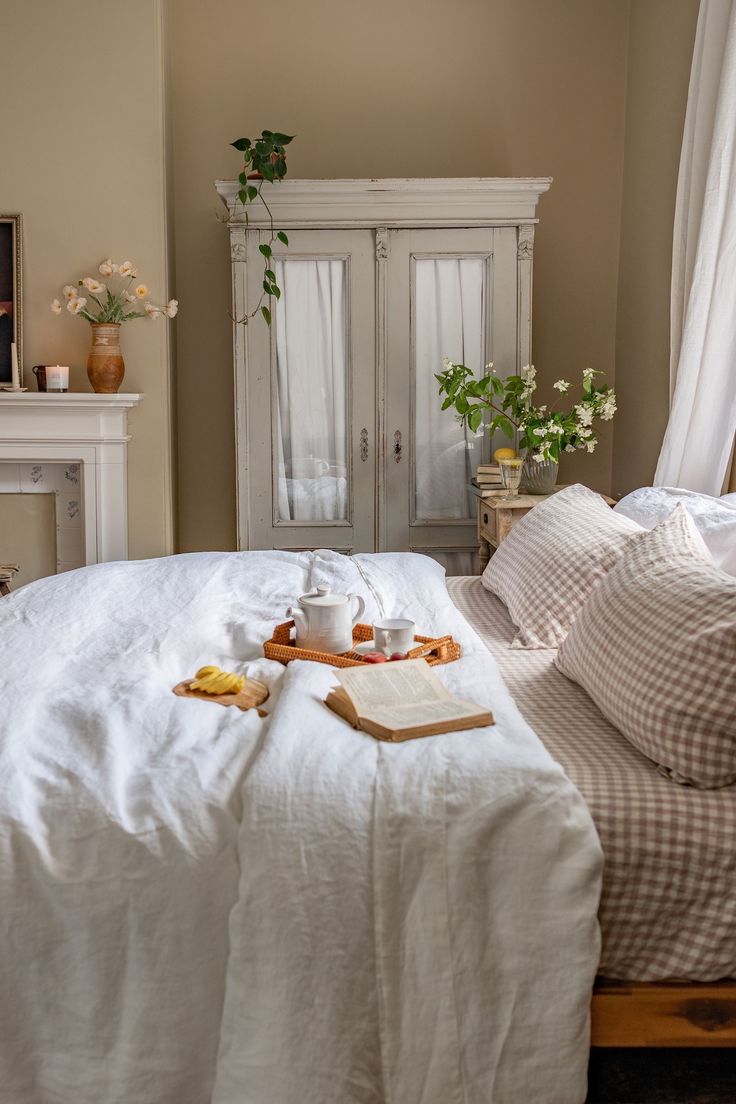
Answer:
[1,1,173,560]
[169,0,631,551]
[612,0,700,498]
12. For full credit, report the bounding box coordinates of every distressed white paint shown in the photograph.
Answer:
[216,179,550,556]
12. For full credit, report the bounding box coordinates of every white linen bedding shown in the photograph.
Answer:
[0,549,602,1104]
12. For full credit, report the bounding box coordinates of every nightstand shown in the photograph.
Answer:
[469,485,615,572]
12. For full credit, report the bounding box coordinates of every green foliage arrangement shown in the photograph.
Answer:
[229,130,294,326]
[435,361,617,463]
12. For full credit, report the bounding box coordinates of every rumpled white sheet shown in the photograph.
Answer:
[0,549,602,1104]
[614,485,736,576]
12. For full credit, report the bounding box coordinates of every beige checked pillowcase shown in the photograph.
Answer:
[481,484,642,648]
[555,505,736,789]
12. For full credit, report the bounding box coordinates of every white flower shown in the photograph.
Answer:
[583,367,595,382]
[50,298,62,315]
[118,261,137,278]
[485,362,495,373]
[520,364,536,384]
[67,297,87,315]
[532,452,545,463]
[586,440,596,453]
[565,444,575,453]
[122,290,137,303]
[575,403,594,427]
[99,260,114,277]
[546,420,563,435]
[532,426,546,437]
[553,379,570,393]
[538,404,547,413]
[62,284,78,300]
[144,302,161,318]
[165,298,178,318]
[82,277,105,294]
[135,284,149,299]
[599,394,617,420]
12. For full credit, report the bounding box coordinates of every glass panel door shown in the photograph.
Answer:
[273,258,349,523]
[414,256,485,522]
[384,227,518,574]
[245,230,376,553]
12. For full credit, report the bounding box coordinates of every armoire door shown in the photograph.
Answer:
[244,229,377,553]
[383,227,520,574]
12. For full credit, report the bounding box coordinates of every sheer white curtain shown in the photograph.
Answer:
[414,258,485,520]
[274,259,348,521]
[655,0,736,494]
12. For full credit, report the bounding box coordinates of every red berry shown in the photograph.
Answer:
[390,652,407,661]
[363,651,388,663]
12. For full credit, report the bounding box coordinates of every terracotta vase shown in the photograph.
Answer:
[87,323,125,394]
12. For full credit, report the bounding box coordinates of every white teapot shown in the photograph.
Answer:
[287,585,366,654]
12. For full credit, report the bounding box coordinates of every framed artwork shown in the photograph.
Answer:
[0,215,23,385]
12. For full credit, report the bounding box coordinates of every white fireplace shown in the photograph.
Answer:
[0,393,142,580]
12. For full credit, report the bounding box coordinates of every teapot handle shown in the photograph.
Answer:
[348,594,366,627]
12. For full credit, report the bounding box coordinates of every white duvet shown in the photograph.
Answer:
[0,550,602,1104]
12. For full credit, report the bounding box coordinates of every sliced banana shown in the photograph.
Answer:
[191,665,245,696]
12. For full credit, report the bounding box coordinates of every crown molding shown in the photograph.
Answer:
[215,177,552,228]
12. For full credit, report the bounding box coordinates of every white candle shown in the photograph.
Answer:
[46,364,69,392]
[10,343,19,389]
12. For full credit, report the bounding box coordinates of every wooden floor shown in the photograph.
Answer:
[587,1049,736,1103]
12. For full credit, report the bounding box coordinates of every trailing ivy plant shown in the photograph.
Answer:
[229,130,294,326]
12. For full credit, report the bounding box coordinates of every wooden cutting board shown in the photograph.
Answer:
[172,677,269,714]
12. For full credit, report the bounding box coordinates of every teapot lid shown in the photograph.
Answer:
[298,584,348,607]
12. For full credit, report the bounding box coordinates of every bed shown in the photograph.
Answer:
[0,548,602,1104]
[448,573,736,1051]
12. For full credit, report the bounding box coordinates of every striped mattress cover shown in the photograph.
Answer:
[447,575,736,982]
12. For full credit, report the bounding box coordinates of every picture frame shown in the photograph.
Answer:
[0,215,23,386]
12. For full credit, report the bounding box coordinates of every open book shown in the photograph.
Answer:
[325,658,494,742]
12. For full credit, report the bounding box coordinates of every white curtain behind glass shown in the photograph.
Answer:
[414,258,485,520]
[274,259,348,521]
[655,0,736,494]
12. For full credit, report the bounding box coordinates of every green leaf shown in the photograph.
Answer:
[277,231,289,246]
[441,396,453,410]
[272,133,294,144]
[275,158,287,179]
[261,305,272,326]
[467,407,484,433]
[271,285,281,299]
[496,415,515,438]
[238,171,247,185]
[261,130,273,138]
[238,188,248,205]
[455,394,469,414]
[263,279,272,295]
[247,185,258,201]
[259,243,272,258]
[231,138,251,151]
[261,163,276,183]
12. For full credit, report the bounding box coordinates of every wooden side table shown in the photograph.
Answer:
[469,485,615,571]
[0,563,19,597]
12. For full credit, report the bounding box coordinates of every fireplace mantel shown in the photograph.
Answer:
[0,393,142,565]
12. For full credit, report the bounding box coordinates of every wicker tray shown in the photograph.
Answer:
[263,621,461,669]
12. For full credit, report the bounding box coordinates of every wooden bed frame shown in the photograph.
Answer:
[592,978,736,1047]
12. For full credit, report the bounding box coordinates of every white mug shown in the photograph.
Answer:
[373,618,415,657]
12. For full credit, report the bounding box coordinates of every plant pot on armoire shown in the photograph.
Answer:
[49,260,178,394]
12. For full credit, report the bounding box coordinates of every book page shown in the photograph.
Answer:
[337,659,451,714]
[365,698,487,731]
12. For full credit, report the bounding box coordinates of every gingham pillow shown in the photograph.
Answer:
[481,484,642,648]
[555,505,736,789]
